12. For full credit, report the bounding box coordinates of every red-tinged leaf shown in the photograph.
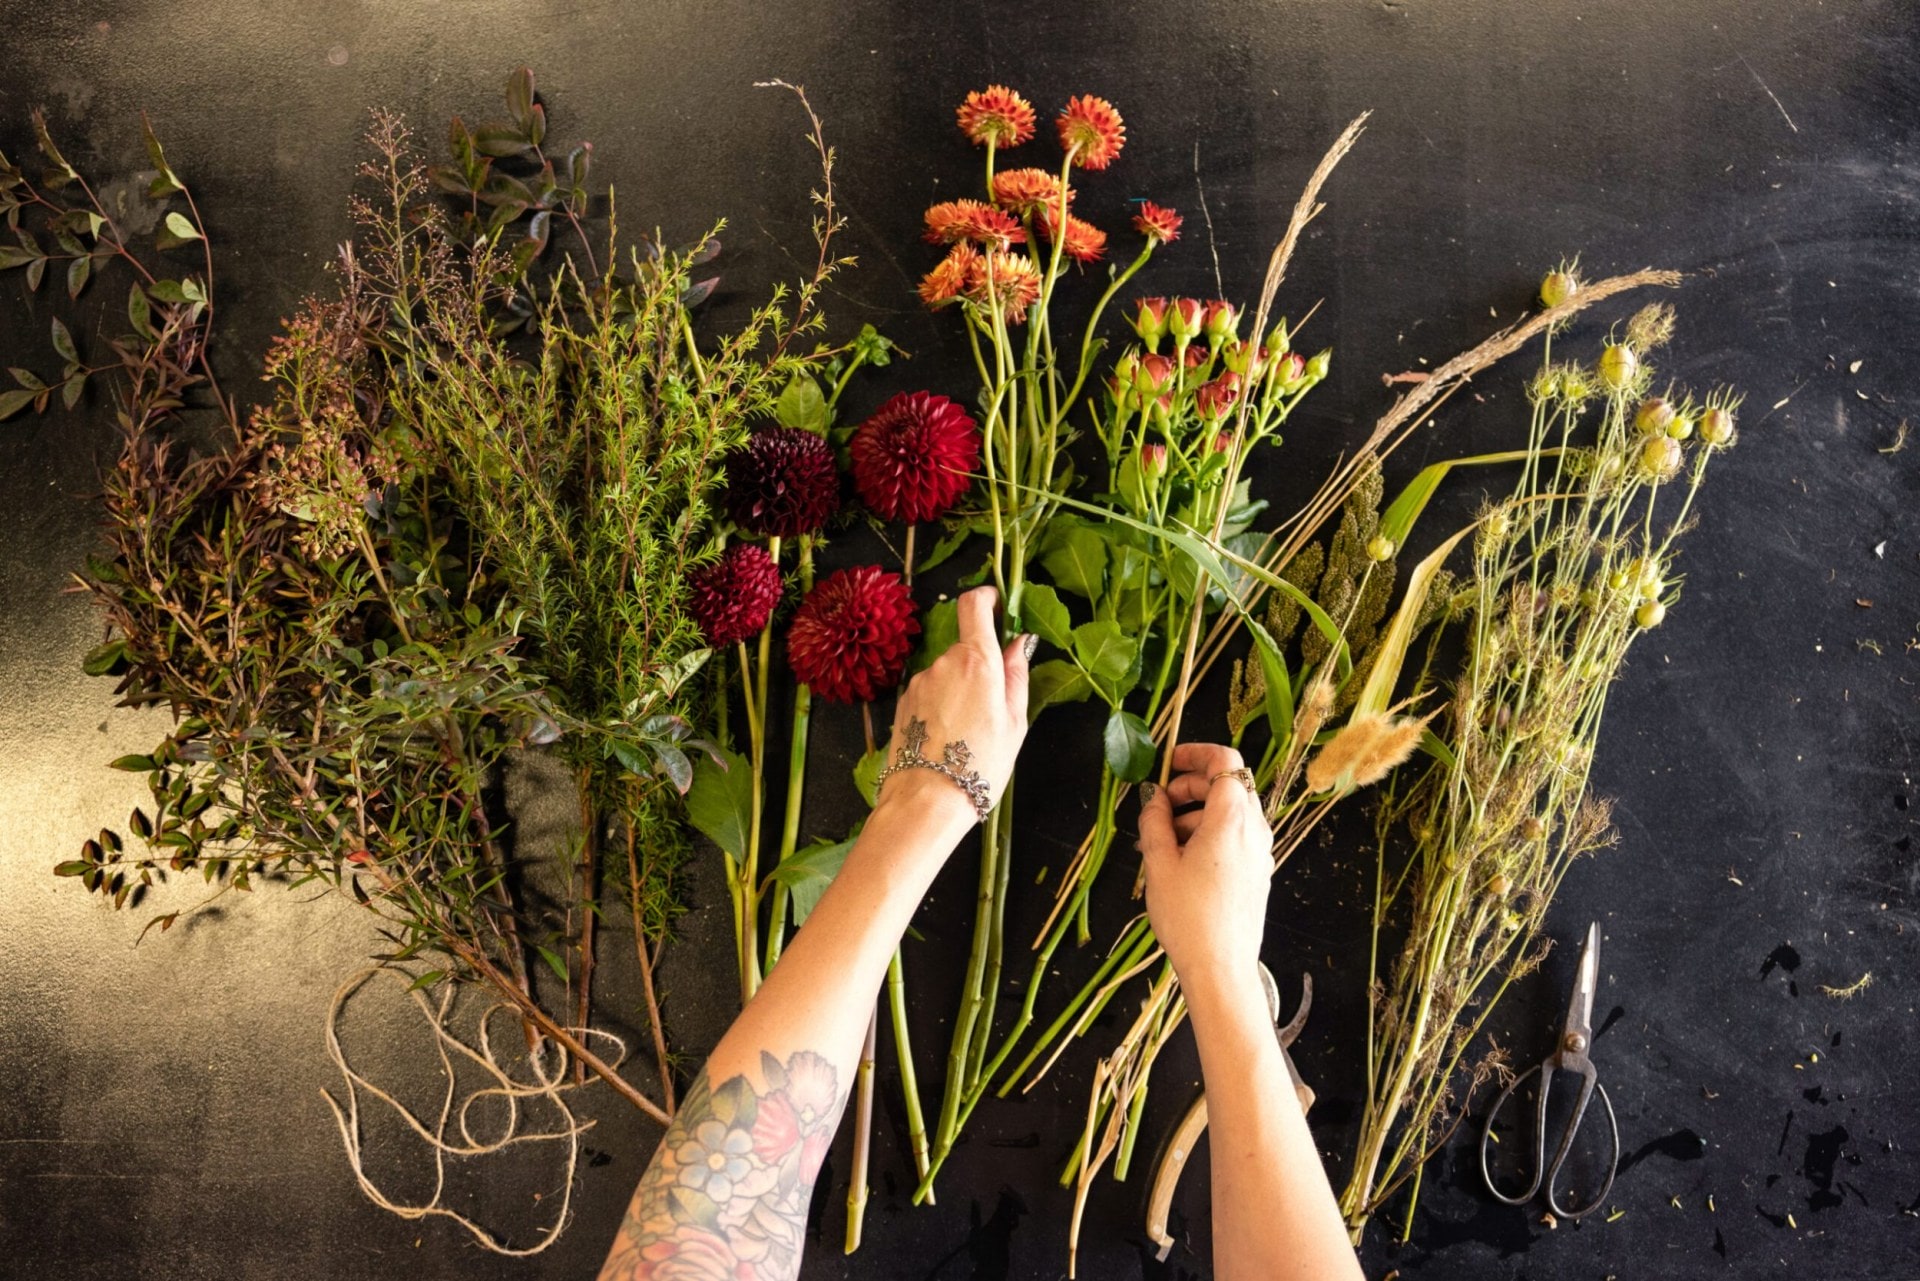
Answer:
[50,317,76,363]
[108,753,156,772]
[566,142,591,191]
[505,67,535,129]
[472,126,532,159]
[525,209,551,257]
[681,276,719,308]
[525,102,545,148]
[426,164,470,197]
[136,911,181,943]
[24,257,44,290]
[9,367,43,390]
[140,114,183,195]
[127,282,154,338]
[0,388,33,420]
[53,860,90,877]
[62,373,83,410]
[129,807,152,839]
[0,245,35,269]
[66,253,90,298]
[688,236,722,266]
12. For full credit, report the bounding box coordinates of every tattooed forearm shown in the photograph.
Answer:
[598,1049,846,1281]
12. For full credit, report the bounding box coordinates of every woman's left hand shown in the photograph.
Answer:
[876,585,1031,830]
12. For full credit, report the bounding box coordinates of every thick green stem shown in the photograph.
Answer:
[888,947,933,1194]
[763,537,815,975]
[929,801,1004,1174]
[844,1012,877,1253]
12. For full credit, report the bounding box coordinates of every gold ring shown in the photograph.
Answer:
[1210,767,1258,796]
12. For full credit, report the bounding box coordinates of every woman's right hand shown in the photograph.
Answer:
[1138,743,1274,994]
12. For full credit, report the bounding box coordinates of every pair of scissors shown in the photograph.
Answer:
[1146,965,1313,1260]
[1478,921,1620,1219]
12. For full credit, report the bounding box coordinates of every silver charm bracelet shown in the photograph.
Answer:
[873,716,993,822]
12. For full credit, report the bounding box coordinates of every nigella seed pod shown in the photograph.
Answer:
[1367,535,1395,563]
[1665,413,1695,441]
[1598,343,1638,391]
[1488,874,1513,898]
[1520,817,1547,841]
[1634,397,1675,436]
[1539,269,1578,309]
[1635,598,1667,628]
[1700,405,1736,447]
[1636,435,1683,481]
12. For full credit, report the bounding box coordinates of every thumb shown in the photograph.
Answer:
[1001,632,1035,722]
[1137,779,1180,877]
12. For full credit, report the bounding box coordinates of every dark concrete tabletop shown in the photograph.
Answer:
[3,2,1916,1278]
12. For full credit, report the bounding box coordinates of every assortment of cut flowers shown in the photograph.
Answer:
[11,66,1747,1269]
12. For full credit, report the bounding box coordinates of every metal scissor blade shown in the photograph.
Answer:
[1563,922,1601,1050]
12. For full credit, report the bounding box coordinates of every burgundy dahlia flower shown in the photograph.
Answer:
[724,428,839,538]
[687,543,782,647]
[849,392,981,524]
[786,566,919,703]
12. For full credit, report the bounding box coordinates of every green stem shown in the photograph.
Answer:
[763,536,815,975]
[888,947,933,1194]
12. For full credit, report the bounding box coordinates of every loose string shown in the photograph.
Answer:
[321,966,630,1256]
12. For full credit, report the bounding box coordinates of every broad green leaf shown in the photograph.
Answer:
[9,367,43,391]
[50,317,76,363]
[0,389,33,420]
[127,282,153,339]
[915,521,976,574]
[506,67,535,129]
[913,598,959,672]
[1073,620,1138,702]
[1022,583,1074,650]
[685,745,753,858]
[774,375,828,436]
[535,945,569,984]
[163,211,201,243]
[1378,450,1537,550]
[1351,524,1475,721]
[1040,519,1108,598]
[1103,709,1156,782]
[407,970,447,993]
[141,116,183,196]
[767,835,855,926]
[1251,624,1295,748]
[81,639,128,675]
[108,754,156,773]
[853,745,886,807]
[66,252,90,299]
[1028,659,1092,719]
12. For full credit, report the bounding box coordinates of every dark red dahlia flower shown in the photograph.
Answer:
[687,543,782,647]
[787,566,920,703]
[724,428,839,538]
[850,391,982,524]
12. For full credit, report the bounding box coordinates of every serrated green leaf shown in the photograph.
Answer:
[773,375,828,435]
[1072,619,1135,686]
[767,835,855,926]
[1022,583,1074,650]
[685,746,752,858]
[1028,659,1092,719]
[912,599,959,673]
[1040,519,1109,599]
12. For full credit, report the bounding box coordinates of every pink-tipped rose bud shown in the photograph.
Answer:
[1195,371,1242,423]
[1305,349,1332,382]
[1221,339,1261,378]
[1149,393,1174,431]
[1134,352,1176,396]
[1202,300,1241,345]
[1139,441,1169,484]
[1112,349,1140,389]
[1183,343,1208,369]
[1211,430,1235,454]
[1264,321,1291,359]
[1130,296,1170,349]
[1273,351,1308,390]
[1168,297,1203,342]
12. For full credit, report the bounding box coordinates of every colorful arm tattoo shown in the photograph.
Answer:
[598,1049,845,1281]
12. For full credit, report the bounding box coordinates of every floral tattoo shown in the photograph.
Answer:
[598,1050,845,1281]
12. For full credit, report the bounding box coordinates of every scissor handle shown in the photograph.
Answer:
[1479,1060,1619,1219]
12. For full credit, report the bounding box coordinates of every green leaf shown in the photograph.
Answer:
[505,67,535,129]
[161,210,201,244]
[1022,583,1074,650]
[24,258,45,291]
[142,119,184,196]
[53,860,91,877]
[66,252,90,298]
[146,279,191,303]
[535,945,569,984]
[913,599,959,673]
[1103,709,1157,782]
[1040,519,1108,599]
[0,389,35,421]
[915,521,977,575]
[1028,659,1092,718]
[1251,624,1295,749]
[406,970,447,993]
[0,245,36,269]
[767,835,855,927]
[108,754,156,773]
[685,746,753,858]
[853,745,886,808]
[127,282,154,338]
[50,317,76,364]
[82,639,128,675]
[61,373,84,411]
[9,367,43,391]
[1075,622,1128,691]
[773,375,829,436]
[653,743,694,795]
[1352,524,1475,721]
[1378,450,1537,551]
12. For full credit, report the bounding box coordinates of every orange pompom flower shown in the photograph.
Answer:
[1039,212,1108,264]
[1056,95,1126,170]
[1132,201,1183,243]
[992,167,1072,218]
[966,250,1044,324]
[923,199,1027,248]
[956,85,1037,148]
[918,242,980,308]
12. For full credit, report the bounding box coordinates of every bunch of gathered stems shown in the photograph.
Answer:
[1338,301,1739,1241]
[39,75,849,1145]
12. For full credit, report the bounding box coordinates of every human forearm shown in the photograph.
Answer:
[597,779,971,1281]
[1184,968,1361,1281]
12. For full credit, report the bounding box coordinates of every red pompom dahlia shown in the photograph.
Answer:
[1057,95,1126,170]
[957,85,1037,149]
[1132,201,1183,243]
[850,391,982,523]
[787,566,920,703]
[724,428,840,538]
[687,543,782,647]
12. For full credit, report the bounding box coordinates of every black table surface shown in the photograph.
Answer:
[3,2,1916,1278]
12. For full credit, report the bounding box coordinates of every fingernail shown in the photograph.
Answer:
[1021,633,1039,661]
[1139,781,1158,807]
